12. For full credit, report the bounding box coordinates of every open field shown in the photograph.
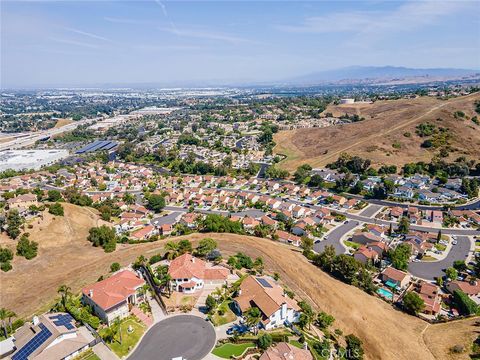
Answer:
[274,93,480,171]
[1,225,477,359]
[54,118,74,128]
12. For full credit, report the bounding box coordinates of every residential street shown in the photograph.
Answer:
[408,236,472,281]
[314,221,360,254]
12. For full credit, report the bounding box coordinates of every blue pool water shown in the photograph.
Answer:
[377,287,394,300]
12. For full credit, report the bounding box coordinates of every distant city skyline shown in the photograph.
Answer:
[2,0,480,88]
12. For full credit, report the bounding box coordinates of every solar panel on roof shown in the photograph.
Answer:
[50,313,75,330]
[101,142,118,151]
[88,140,108,152]
[12,323,52,360]
[256,277,272,288]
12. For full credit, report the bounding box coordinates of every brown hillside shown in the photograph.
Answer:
[274,93,480,171]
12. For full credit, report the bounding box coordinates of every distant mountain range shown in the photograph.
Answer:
[287,66,480,85]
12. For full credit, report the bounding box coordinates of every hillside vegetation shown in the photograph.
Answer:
[274,93,480,171]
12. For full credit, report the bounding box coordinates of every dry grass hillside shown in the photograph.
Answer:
[274,93,480,171]
[1,226,477,359]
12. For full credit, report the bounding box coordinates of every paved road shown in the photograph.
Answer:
[128,315,216,360]
[408,236,472,281]
[151,212,183,227]
[314,221,360,254]
[358,204,383,218]
[347,193,480,211]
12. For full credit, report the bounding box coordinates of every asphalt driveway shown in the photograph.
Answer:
[128,315,216,360]
[314,221,360,254]
[408,236,472,281]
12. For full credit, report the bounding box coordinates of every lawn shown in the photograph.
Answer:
[435,243,446,251]
[100,317,146,358]
[212,342,256,358]
[73,349,100,360]
[290,340,304,349]
[344,240,360,250]
[210,300,237,326]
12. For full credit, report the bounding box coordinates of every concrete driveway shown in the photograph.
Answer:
[408,236,472,281]
[314,221,360,254]
[128,315,216,360]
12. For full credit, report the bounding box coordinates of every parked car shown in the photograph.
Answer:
[226,324,250,335]
[452,240,458,245]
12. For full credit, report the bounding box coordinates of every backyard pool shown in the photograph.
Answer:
[377,287,394,300]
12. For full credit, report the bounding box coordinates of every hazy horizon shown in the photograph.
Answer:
[2,0,480,88]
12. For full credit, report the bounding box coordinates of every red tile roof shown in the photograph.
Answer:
[82,270,145,311]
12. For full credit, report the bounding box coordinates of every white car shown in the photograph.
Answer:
[452,240,458,245]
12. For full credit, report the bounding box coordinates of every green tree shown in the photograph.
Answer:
[16,233,38,259]
[177,239,193,255]
[110,262,120,272]
[165,241,180,260]
[316,311,335,329]
[87,225,117,252]
[345,334,364,360]
[48,202,64,216]
[445,267,458,280]
[195,238,217,257]
[397,216,410,234]
[402,291,425,315]
[47,190,62,202]
[452,290,479,315]
[6,209,23,239]
[205,295,217,314]
[57,284,72,309]
[388,244,411,271]
[146,194,166,213]
[257,333,273,350]
[245,307,261,328]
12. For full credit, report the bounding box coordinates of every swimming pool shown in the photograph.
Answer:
[377,287,394,300]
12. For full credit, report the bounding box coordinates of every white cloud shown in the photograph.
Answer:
[49,37,99,49]
[278,0,474,36]
[63,27,111,42]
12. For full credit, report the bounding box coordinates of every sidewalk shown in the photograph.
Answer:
[92,342,118,360]
[147,292,166,323]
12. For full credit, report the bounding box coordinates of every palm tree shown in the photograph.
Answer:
[245,307,261,334]
[6,310,16,333]
[0,308,9,338]
[57,285,72,309]
[164,241,179,260]
[113,318,122,344]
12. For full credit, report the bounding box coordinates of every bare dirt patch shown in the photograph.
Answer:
[54,118,74,128]
[274,93,480,171]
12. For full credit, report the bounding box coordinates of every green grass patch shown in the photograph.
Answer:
[344,240,360,250]
[212,342,255,358]
[99,317,145,358]
[290,340,304,349]
[211,300,237,326]
[435,243,446,251]
[73,349,100,360]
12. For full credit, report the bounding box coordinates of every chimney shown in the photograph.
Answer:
[191,257,195,263]
[32,316,39,326]
[89,289,94,297]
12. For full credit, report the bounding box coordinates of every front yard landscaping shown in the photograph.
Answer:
[212,342,256,358]
[210,300,237,326]
[99,317,146,358]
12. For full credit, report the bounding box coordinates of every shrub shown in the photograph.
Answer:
[16,233,38,260]
[48,202,64,216]
[110,262,120,272]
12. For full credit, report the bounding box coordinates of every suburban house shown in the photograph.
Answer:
[168,253,229,293]
[7,313,94,360]
[259,342,313,360]
[447,280,480,296]
[354,246,379,265]
[415,281,441,315]
[82,270,146,325]
[7,193,38,209]
[380,267,411,289]
[130,224,157,240]
[351,232,383,245]
[275,230,302,247]
[233,276,300,330]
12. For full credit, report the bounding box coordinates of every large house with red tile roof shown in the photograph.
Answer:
[81,270,145,325]
[259,342,313,360]
[168,253,229,293]
[380,267,411,289]
[233,276,300,330]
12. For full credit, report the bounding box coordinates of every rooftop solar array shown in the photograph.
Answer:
[256,277,272,288]
[76,140,118,154]
[12,323,52,360]
[49,313,75,330]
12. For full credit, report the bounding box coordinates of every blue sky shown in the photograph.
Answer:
[2,0,479,87]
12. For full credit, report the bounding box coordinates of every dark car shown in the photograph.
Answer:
[226,324,250,335]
